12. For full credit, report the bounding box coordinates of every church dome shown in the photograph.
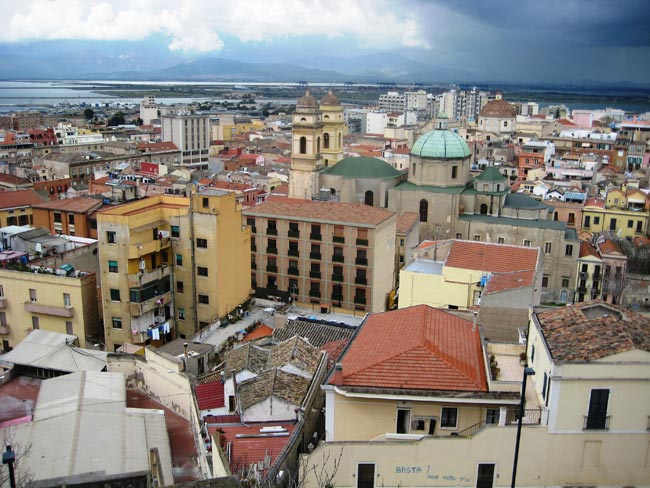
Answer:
[479,98,517,118]
[411,129,470,159]
[320,90,341,106]
[297,90,319,109]
[321,156,403,179]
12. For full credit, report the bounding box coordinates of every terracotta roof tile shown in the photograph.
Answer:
[537,301,650,362]
[579,241,600,259]
[0,189,47,209]
[245,197,394,226]
[483,270,535,294]
[479,99,517,118]
[396,212,419,233]
[32,196,103,213]
[333,305,488,392]
[444,240,539,273]
[243,324,274,342]
[137,141,179,152]
[272,319,355,348]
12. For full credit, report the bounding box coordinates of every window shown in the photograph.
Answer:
[197,266,208,277]
[568,212,575,225]
[177,281,184,293]
[0,286,3,297]
[627,219,634,229]
[63,293,71,308]
[523,239,531,247]
[473,234,481,242]
[202,197,209,208]
[309,281,320,298]
[544,242,552,254]
[440,407,458,428]
[68,214,75,225]
[29,289,37,303]
[593,216,600,225]
[542,275,549,288]
[565,244,573,257]
[108,260,118,273]
[54,212,62,223]
[288,221,299,237]
[585,389,610,430]
[178,308,185,320]
[176,254,183,266]
[171,225,180,238]
[333,225,344,243]
[419,199,428,222]
[357,464,375,488]
[110,289,120,301]
[106,231,116,243]
[112,317,122,329]
[324,132,330,149]
[65,321,73,335]
[609,218,617,231]
[267,219,277,235]
[451,165,458,179]
[196,238,207,248]
[497,237,505,244]
[486,408,499,425]
[198,294,209,304]
[584,216,591,229]
[32,316,39,330]
[310,224,321,240]
[396,408,411,434]
[299,136,307,154]
[561,277,570,288]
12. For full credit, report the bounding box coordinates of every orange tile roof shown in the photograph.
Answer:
[579,241,600,259]
[558,118,577,126]
[245,197,395,226]
[396,212,418,233]
[0,174,31,186]
[536,301,650,362]
[137,141,179,152]
[483,270,535,295]
[445,241,539,273]
[333,305,488,392]
[242,324,274,342]
[31,196,103,213]
[0,189,46,209]
[596,238,623,256]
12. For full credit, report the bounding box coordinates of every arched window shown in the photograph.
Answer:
[324,133,330,149]
[300,117,306,122]
[419,199,428,222]
[324,115,330,120]
[480,203,488,215]
[299,136,307,154]
[338,133,342,148]
[317,136,321,154]
[365,190,374,206]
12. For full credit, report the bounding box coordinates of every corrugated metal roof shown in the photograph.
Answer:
[195,381,225,410]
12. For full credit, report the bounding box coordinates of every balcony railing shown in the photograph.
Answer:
[356,257,368,266]
[310,252,321,260]
[579,272,589,279]
[288,249,299,257]
[356,238,369,246]
[332,274,344,282]
[24,302,74,318]
[288,267,299,276]
[309,290,321,298]
[505,408,542,425]
[332,255,344,263]
[354,296,366,305]
[129,291,172,316]
[128,237,171,259]
[310,233,322,241]
[266,265,278,273]
[333,236,345,243]
[583,415,610,430]
[355,276,368,285]
[309,271,321,279]
[266,228,278,236]
[288,230,300,238]
[266,247,278,254]
[127,265,171,288]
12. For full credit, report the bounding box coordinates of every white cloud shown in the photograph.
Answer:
[0,0,430,52]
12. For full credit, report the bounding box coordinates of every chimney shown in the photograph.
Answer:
[472,311,478,332]
[333,363,344,386]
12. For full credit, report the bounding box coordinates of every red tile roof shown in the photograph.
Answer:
[444,241,539,273]
[579,241,600,259]
[483,270,535,295]
[137,141,179,152]
[536,301,650,362]
[597,238,623,256]
[243,324,274,342]
[31,196,103,213]
[0,174,31,186]
[195,381,225,410]
[396,212,418,234]
[333,305,488,392]
[0,189,46,210]
[558,118,577,126]
[208,421,296,478]
[246,197,395,226]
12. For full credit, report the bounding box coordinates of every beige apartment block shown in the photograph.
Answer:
[244,197,396,314]
[0,267,99,350]
[97,191,251,352]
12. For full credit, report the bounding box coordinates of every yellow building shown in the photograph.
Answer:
[0,266,99,350]
[97,191,251,352]
[301,302,650,488]
[582,204,648,238]
[0,189,45,227]
[212,118,265,141]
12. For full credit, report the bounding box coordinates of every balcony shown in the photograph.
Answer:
[288,267,299,276]
[266,228,278,236]
[310,233,322,241]
[331,293,343,302]
[0,296,6,309]
[129,291,172,316]
[266,265,278,273]
[583,415,610,430]
[354,296,366,305]
[355,276,367,285]
[579,272,589,280]
[332,255,344,263]
[332,274,344,282]
[288,249,299,257]
[310,271,322,279]
[356,238,369,246]
[288,230,300,238]
[128,237,171,259]
[251,244,257,252]
[128,265,171,288]
[355,257,368,266]
[309,290,321,298]
[333,235,345,244]
[251,262,257,270]
[266,247,278,255]
[310,252,321,260]
[24,302,74,318]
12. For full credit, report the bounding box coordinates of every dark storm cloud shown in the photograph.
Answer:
[423,0,650,46]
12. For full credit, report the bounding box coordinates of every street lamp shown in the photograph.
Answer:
[2,445,16,488]
[511,367,535,488]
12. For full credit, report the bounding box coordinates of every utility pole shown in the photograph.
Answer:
[2,445,16,488]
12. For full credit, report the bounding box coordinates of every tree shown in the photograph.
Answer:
[83,108,95,120]
[0,430,34,488]
[107,111,126,126]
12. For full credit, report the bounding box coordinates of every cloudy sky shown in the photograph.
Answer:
[1,0,649,83]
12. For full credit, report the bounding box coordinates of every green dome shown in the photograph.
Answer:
[321,157,403,179]
[411,129,470,159]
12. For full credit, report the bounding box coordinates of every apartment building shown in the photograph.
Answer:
[582,195,649,239]
[32,197,103,238]
[243,197,396,314]
[576,236,627,304]
[0,265,99,350]
[161,113,210,168]
[0,189,45,227]
[97,191,251,351]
